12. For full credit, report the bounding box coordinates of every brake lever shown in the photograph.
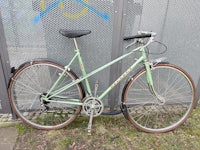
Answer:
[125,40,137,49]
[138,31,157,37]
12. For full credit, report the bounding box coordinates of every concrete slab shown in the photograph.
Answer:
[0,127,18,150]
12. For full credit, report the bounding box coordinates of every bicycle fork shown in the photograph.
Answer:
[144,59,166,104]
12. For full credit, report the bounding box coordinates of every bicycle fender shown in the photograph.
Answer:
[16,58,64,72]
[8,58,64,87]
[8,58,86,98]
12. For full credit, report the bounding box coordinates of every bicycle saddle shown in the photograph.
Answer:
[59,29,91,38]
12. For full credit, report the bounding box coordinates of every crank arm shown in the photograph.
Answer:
[88,109,94,135]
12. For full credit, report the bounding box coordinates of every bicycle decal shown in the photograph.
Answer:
[34,0,110,24]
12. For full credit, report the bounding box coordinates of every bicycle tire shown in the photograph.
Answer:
[8,60,85,130]
[121,63,196,133]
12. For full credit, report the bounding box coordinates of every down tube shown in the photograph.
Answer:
[98,56,145,100]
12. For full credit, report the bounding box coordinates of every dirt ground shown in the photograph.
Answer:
[13,108,200,150]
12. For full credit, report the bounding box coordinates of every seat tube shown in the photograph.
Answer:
[77,52,92,95]
[73,38,79,50]
[73,38,92,95]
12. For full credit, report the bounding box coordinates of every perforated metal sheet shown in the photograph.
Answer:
[120,0,200,104]
[123,0,200,82]
[1,0,115,105]
[1,0,200,107]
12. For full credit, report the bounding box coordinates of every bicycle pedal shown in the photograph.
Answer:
[88,128,92,136]
[120,103,129,120]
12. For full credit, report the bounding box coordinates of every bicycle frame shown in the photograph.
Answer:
[43,41,153,106]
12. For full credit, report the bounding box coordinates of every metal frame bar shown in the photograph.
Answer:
[0,11,12,113]
[195,77,200,108]
[108,0,128,111]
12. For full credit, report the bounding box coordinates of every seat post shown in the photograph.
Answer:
[73,38,79,50]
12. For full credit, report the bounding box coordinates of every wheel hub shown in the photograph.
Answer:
[39,93,50,111]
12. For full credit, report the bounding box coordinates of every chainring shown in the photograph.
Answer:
[82,97,104,117]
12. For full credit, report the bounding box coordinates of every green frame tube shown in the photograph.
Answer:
[45,45,153,105]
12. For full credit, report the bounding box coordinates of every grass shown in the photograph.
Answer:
[14,106,200,150]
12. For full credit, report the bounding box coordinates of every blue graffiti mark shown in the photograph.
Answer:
[34,0,110,24]
[76,0,110,21]
[34,0,61,24]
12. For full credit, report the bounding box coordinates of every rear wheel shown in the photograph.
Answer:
[8,61,85,130]
[122,63,196,133]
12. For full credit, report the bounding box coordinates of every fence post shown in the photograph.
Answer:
[0,11,12,114]
[108,0,128,111]
[195,77,200,108]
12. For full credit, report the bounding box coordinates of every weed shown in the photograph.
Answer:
[55,136,74,149]
[15,124,33,135]
[14,107,200,150]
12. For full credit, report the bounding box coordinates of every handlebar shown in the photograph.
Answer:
[123,31,156,41]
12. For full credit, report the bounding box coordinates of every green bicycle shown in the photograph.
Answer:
[8,30,196,133]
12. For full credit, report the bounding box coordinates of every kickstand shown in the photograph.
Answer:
[88,109,94,135]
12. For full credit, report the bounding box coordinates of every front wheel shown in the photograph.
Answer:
[122,63,196,133]
[8,60,85,130]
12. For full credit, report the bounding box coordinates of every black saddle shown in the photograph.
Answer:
[59,29,91,38]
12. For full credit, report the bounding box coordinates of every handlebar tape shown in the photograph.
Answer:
[123,34,152,40]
